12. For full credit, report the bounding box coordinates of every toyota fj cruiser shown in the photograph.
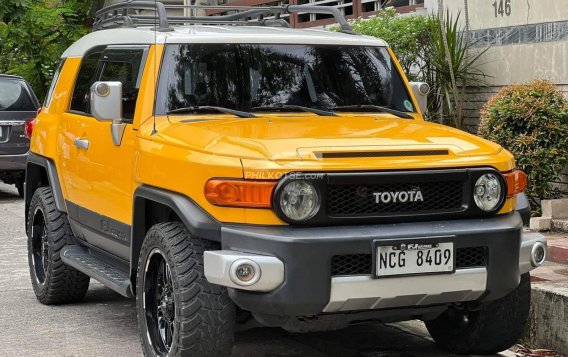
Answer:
[25,2,547,356]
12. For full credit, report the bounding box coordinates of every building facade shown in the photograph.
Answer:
[423,0,568,132]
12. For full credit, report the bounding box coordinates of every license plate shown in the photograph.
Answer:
[375,241,454,278]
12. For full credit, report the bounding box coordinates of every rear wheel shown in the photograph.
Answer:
[425,273,531,354]
[27,187,90,304]
[136,222,235,357]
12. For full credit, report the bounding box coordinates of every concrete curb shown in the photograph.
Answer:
[522,282,568,355]
[548,239,568,265]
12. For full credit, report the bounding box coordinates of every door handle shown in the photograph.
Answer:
[73,138,90,150]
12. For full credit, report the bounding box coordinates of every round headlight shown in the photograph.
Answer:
[279,180,320,221]
[473,173,503,212]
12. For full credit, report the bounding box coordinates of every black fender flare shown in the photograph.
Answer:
[130,185,221,288]
[25,153,66,222]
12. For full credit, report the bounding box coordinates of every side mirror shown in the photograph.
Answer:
[409,82,430,114]
[90,81,126,146]
[90,81,122,121]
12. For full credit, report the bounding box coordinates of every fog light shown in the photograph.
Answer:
[236,264,255,282]
[230,259,261,286]
[531,242,546,267]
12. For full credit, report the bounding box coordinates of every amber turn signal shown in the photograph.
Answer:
[504,169,528,197]
[205,179,276,208]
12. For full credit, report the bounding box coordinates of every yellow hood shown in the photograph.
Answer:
[150,114,504,161]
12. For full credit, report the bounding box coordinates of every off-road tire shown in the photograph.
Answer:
[27,187,90,304]
[425,273,531,355]
[136,222,235,357]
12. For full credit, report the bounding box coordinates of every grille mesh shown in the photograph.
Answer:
[456,246,488,269]
[327,181,464,216]
[331,254,372,276]
[331,247,488,276]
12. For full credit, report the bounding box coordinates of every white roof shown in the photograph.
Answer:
[62,26,387,58]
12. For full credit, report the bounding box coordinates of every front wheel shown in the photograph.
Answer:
[136,222,235,357]
[425,273,531,355]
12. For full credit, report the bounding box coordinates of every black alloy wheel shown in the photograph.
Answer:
[136,222,235,357]
[30,206,49,284]
[144,249,176,355]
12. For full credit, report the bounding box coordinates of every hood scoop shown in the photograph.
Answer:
[316,149,450,159]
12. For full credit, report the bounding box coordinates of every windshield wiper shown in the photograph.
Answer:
[332,105,413,119]
[167,106,257,118]
[252,104,336,117]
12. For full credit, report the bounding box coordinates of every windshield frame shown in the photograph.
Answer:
[155,43,418,118]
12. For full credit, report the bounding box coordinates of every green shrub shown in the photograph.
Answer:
[479,80,568,208]
[0,0,93,100]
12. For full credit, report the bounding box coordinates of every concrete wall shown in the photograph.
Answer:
[424,0,568,129]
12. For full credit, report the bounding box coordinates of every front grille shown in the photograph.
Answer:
[327,180,464,217]
[331,247,488,276]
[456,246,488,268]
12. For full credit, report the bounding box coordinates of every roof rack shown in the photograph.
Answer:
[93,1,354,34]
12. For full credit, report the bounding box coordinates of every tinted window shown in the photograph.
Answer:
[44,60,65,108]
[98,48,146,121]
[69,46,146,121]
[156,44,413,115]
[70,48,104,114]
[0,79,36,111]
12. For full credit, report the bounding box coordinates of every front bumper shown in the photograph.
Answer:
[205,212,546,316]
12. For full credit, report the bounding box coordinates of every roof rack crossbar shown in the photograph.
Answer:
[287,5,352,33]
[94,1,171,31]
[92,1,353,33]
[131,15,291,27]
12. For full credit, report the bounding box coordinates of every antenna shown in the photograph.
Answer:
[151,0,158,135]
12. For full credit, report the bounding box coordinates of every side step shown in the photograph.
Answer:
[61,245,133,298]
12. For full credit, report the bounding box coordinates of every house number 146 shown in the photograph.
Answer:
[493,0,512,17]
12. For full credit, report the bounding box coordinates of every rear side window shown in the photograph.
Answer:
[44,60,65,108]
[98,47,147,121]
[70,47,104,114]
[0,79,36,111]
[69,45,147,122]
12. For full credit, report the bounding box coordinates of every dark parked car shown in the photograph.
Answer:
[0,74,40,197]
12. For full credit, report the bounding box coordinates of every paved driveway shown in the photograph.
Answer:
[0,183,512,356]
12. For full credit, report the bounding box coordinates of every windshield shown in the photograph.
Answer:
[156,44,414,115]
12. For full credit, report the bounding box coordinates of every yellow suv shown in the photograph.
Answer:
[25,2,547,356]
